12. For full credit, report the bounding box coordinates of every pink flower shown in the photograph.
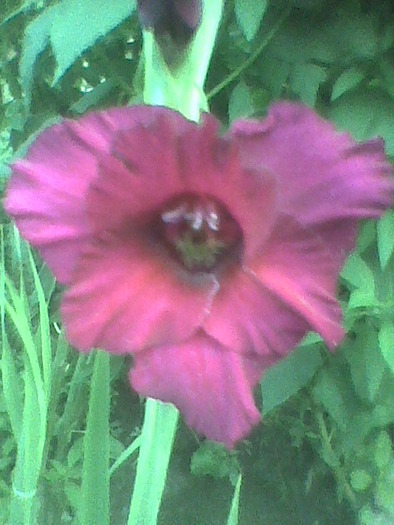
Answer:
[137,0,202,44]
[4,103,393,447]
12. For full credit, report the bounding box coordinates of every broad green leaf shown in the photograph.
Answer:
[378,321,394,375]
[80,351,110,525]
[377,211,394,270]
[50,0,136,83]
[331,68,364,101]
[20,0,135,99]
[261,344,323,415]
[228,81,254,123]
[235,0,268,41]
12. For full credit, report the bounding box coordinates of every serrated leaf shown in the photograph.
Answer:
[377,210,394,270]
[378,321,394,375]
[261,344,322,415]
[331,68,364,101]
[228,81,254,123]
[235,0,268,41]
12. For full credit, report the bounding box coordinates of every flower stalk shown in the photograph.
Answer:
[129,1,224,523]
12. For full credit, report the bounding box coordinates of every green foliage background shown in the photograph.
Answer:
[0,0,393,524]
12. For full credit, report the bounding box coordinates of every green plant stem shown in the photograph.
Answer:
[128,2,225,524]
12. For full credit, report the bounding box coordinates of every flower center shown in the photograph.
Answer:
[159,195,242,272]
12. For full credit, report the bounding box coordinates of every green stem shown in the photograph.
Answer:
[128,2,224,524]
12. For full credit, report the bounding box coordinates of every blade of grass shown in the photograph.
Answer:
[9,353,42,524]
[80,350,110,525]
[127,398,179,525]
[56,353,92,459]
[1,225,23,441]
[28,247,52,400]
[109,435,141,477]
[226,474,242,525]
[4,239,49,524]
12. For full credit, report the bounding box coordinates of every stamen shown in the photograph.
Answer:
[161,204,186,224]
[159,194,242,272]
[207,210,220,231]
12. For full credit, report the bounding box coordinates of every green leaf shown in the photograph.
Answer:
[20,0,135,98]
[261,344,323,415]
[19,7,54,105]
[346,325,386,403]
[378,321,394,375]
[374,431,393,471]
[228,81,254,123]
[50,0,136,83]
[329,88,394,156]
[331,68,364,101]
[312,367,352,430]
[235,0,268,41]
[190,442,239,481]
[350,469,372,492]
[290,62,326,106]
[377,210,394,270]
[80,351,110,525]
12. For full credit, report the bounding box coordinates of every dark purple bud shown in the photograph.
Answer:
[137,0,202,45]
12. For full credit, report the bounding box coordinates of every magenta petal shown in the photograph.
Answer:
[4,106,189,283]
[204,268,310,360]
[130,333,261,448]
[231,102,394,269]
[61,233,216,353]
[249,216,344,349]
[86,114,189,234]
[176,114,277,260]
[87,111,277,259]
